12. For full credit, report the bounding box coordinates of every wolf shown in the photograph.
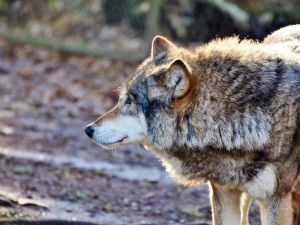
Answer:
[85,25,300,225]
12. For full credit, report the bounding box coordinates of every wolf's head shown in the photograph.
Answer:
[85,36,196,150]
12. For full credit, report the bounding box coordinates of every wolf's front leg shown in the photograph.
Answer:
[209,182,248,225]
[257,193,293,225]
[240,193,251,225]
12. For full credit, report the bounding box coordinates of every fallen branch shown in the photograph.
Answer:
[0,30,146,62]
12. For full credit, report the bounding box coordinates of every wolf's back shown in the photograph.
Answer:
[264,25,300,225]
[264,25,300,43]
[264,24,300,54]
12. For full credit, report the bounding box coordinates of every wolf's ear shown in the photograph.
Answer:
[151,36,176,60]
[166,59,192,99]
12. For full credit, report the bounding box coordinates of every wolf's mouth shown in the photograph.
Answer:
[117,136,128,143]
[102,136,128,145]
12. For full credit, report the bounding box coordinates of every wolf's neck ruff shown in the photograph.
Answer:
[148,94,272,152]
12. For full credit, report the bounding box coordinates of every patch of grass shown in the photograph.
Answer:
[93,169,108,177]
[0,207,17,218]
[76,190,85,200]
[62,167,71,178]
[140,181,153,189]
[13,165,32,175]
[24,98,35,106]
[182,203,211,218]
[99,201,115,212]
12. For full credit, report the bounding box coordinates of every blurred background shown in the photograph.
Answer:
[0,0,299,224]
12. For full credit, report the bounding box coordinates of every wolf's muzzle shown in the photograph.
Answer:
[85,125,94,138]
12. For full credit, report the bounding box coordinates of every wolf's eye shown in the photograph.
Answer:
[125,97,132,105]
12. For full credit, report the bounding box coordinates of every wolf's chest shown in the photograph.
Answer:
[153,150,229,185]
[154,150,276,198]
[153,149,261,184]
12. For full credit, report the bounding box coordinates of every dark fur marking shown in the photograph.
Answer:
[129,78,150,115]
[146,99,170,137]
[231,128,237,144]
[254,151,268,161]
[218,126,223,143]
[210,96,217,102]
[239,125,246,140]
[230,76,249,99]
[233,58,284,106]
[226,61,243,80]
[202,88,208,105]
[286,110,300,160]
[243,152,269,181]
[275,58,284,75]
[154,54,167,65]
[213,61,219,67]
[183,115,197,141]
[255,119,261,136]
[267,58,284,98]
[248,123,253,134]
[291,64,300,77]
[243,161,267,181]
[256,58,284,103]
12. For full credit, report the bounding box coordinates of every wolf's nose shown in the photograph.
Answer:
[85,125,94,138]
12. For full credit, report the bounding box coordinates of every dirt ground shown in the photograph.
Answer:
[0,40,262,225]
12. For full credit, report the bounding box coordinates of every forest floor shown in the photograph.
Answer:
[0,39,261,225]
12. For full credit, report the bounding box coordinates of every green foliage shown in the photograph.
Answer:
[282,3,300,22]
[0,0,16,10]
[0,207,17,218]
[102,0,150,31]
[13,165,32,175]
[182,205,208,218]
[93,169,109,177]
[140,181,153,189]
[76,190,85,200]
